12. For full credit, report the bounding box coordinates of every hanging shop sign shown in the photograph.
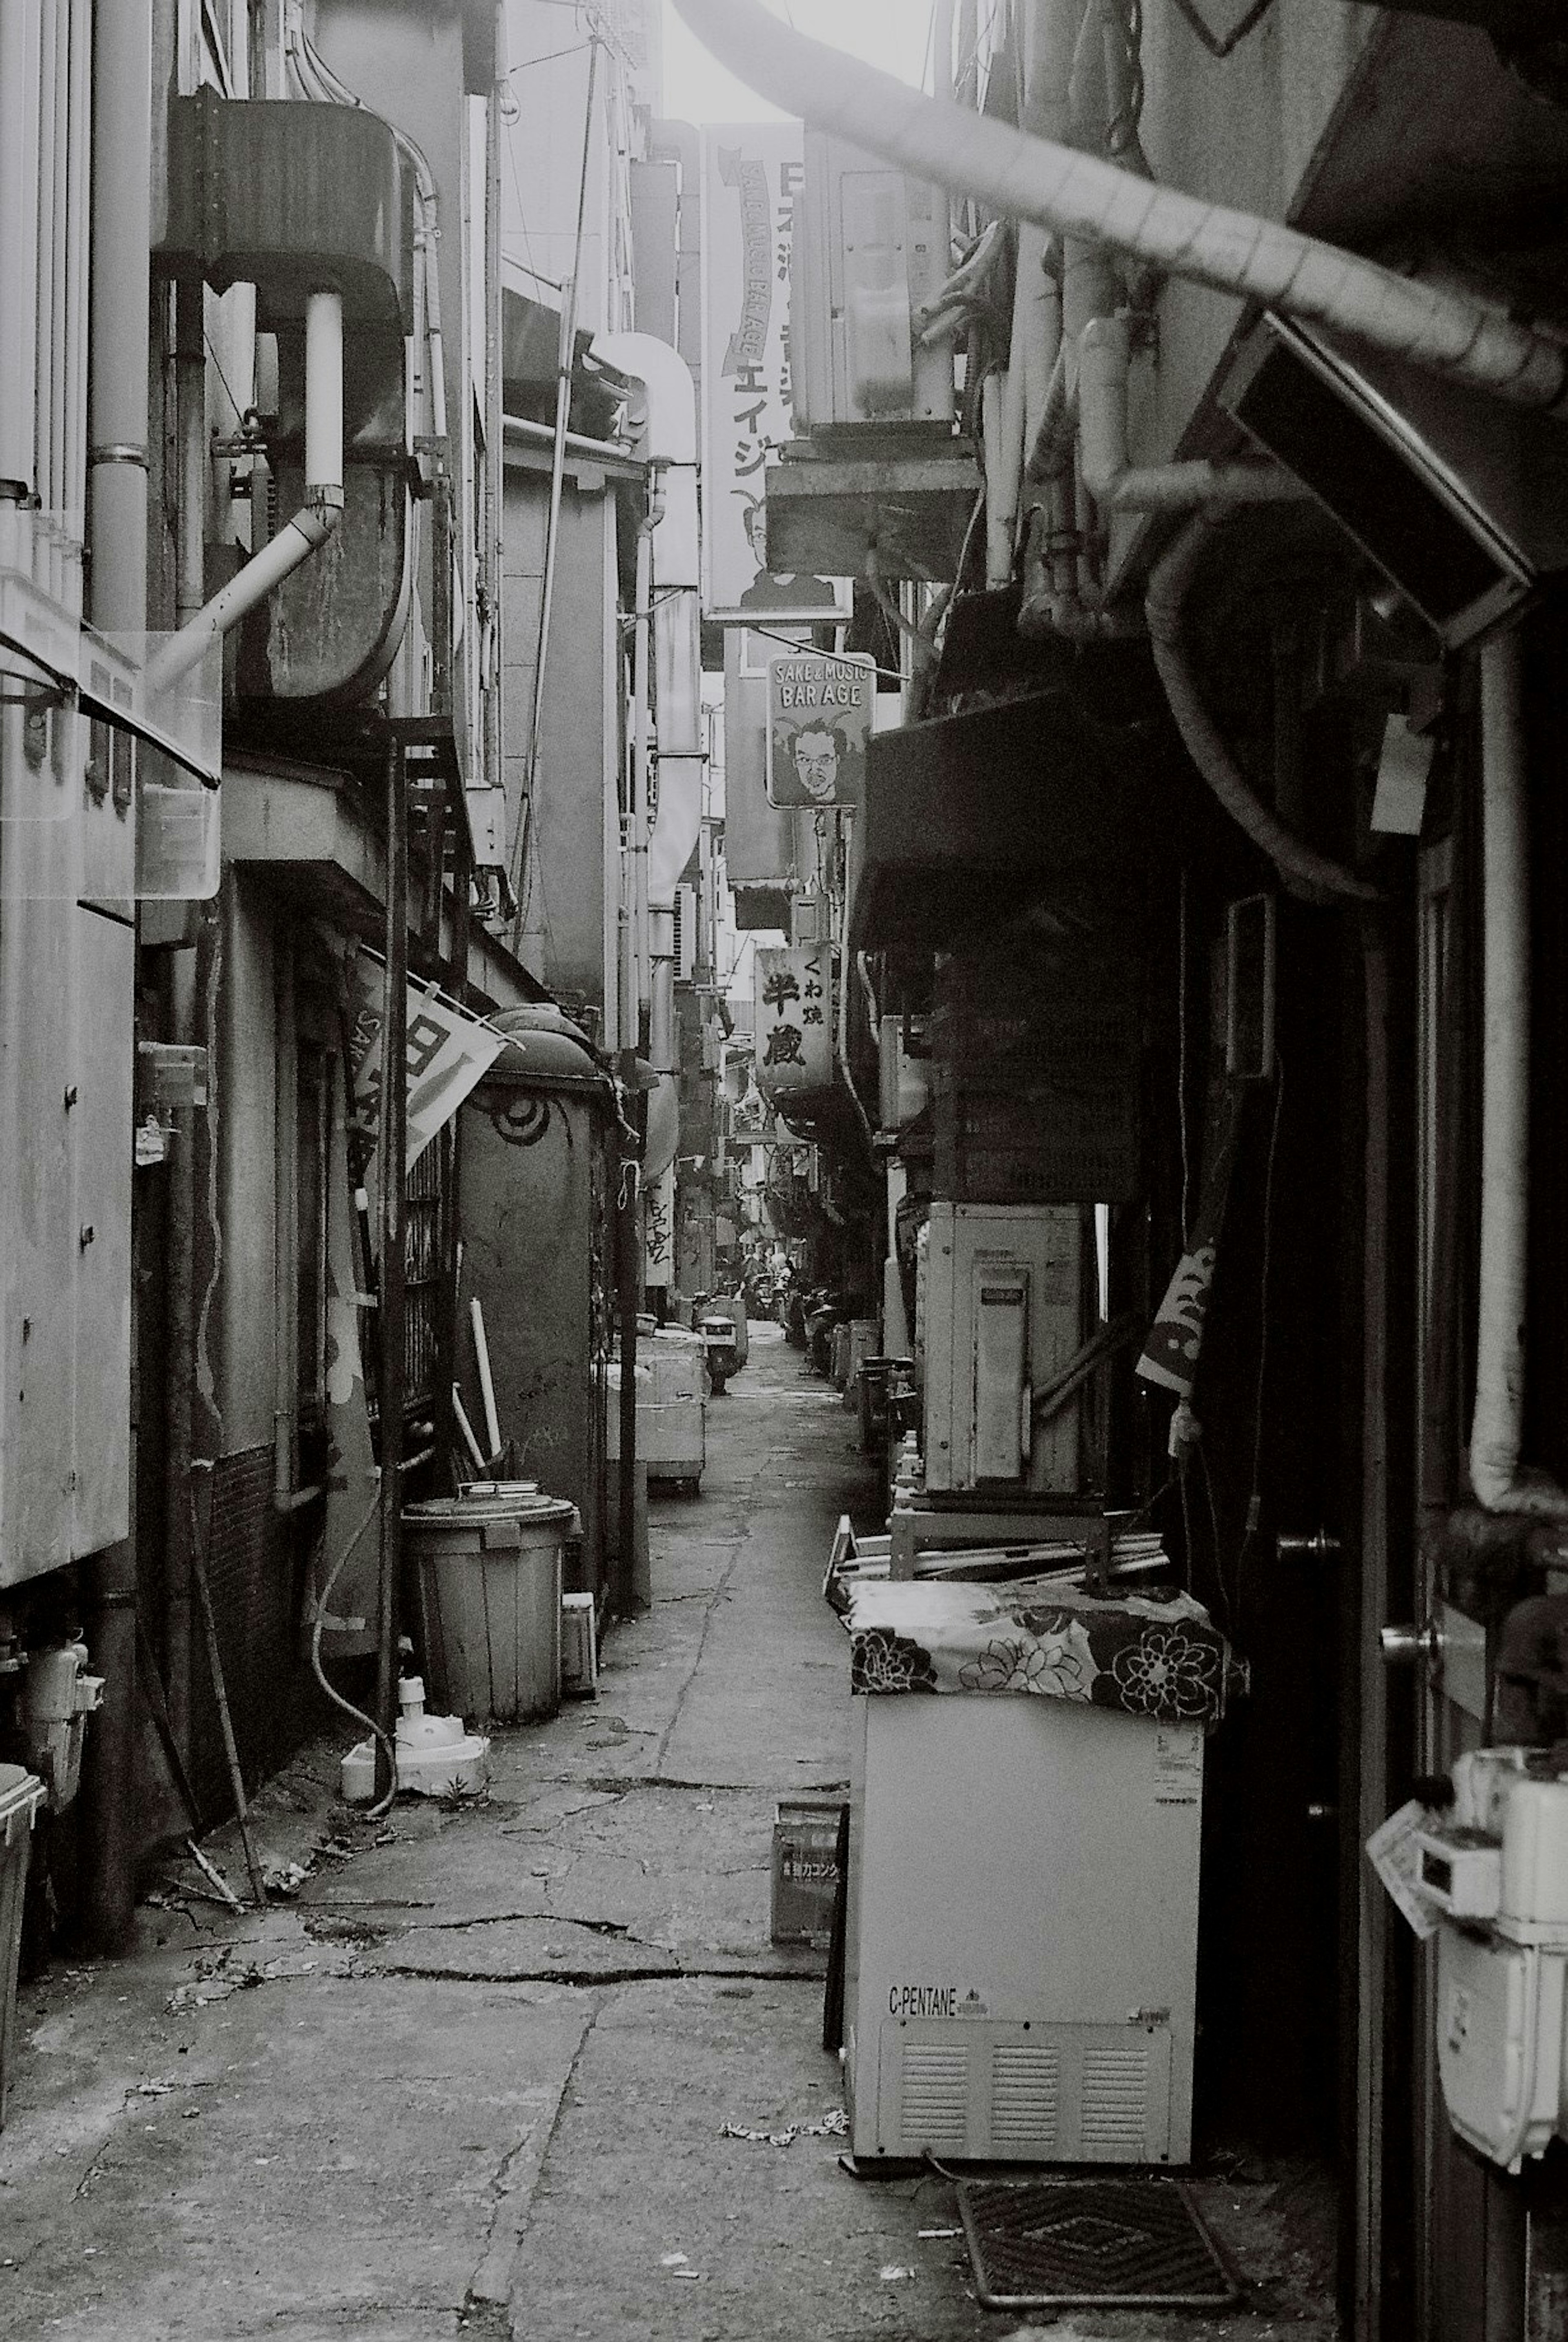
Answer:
[766,652,875,808]
[644,1162,676,1288]
[754,943,833,1101]
[701,123,845,624]
[348,951,507,1177]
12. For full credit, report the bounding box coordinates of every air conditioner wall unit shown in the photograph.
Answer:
[791,133,955,435]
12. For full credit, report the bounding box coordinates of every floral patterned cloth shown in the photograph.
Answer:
[843,1578,1232,1727]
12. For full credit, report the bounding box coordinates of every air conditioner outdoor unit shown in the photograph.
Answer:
[922,1201,1086,1494]
[1222,311,1568,650]
[844,1694,1203,2167]
[790,132,955,435]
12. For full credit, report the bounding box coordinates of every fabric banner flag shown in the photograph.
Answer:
[1136,1083,1248,1399]
[348,952,507,1194]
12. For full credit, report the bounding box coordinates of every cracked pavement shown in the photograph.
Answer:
[0,1328,1337,2340]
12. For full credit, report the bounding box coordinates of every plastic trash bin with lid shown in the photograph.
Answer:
[405,1486,577,1724]
[0,1764,46,2128]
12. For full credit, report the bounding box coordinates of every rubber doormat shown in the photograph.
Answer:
[955,2175,1238,2311]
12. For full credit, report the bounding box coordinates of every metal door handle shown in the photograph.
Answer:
[1276,1528,1343,1561]
[1380,1620,1442,1666]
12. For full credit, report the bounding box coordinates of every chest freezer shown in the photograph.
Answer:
[844,1691,1204,2167]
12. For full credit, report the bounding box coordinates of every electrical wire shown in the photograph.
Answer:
[308,1491,399,1821]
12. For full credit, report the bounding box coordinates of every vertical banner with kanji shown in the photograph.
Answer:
[701,125,841,622]
[754,944,833,1102]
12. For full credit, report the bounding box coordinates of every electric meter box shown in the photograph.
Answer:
[922,1201,1086,1494]
[790,132,955,435]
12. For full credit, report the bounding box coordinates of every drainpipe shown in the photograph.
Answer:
[148,290,344,695]
[630,508,656,1036]
[1468,634,1568,1518]
[593,332,705,916]
[1145,511,1381,905]
[0,0,37,501]
[80,0,154,1959]
[670,0,1568,414]
[1078,316,1309,512]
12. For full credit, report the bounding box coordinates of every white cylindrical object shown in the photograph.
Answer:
[305,288,344,495]
[452,1384,488,1475]
[1467,634,1568,1515]
[0,0,40,498]
[470,1297,503,1461]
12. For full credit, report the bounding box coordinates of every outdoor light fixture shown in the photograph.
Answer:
[1222,311,1568,650]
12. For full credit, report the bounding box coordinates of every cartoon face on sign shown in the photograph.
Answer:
[766,653,874,808]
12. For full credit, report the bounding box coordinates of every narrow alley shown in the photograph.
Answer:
[0,1330,1333,2342]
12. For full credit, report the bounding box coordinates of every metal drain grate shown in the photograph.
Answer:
[956,2175,1238,2311]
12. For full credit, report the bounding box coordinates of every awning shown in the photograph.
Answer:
[0,559,223,785]
[221,753,548,1010]
[849,675,1169,960]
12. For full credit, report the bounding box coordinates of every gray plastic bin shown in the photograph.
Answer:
[406,1491,576,1724]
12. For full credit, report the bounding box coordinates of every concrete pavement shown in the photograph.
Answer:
[0,1326,1337,2340]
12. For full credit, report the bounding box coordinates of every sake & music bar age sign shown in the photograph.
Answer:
[766,652,874,808]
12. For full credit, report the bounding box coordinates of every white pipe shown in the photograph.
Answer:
[35,0,56,542]
[87,0,151,634]
[64,0,88,582]
[981,370,1015,586]
[670,0,1568,415]
[594,332,704,909]
[1469,636,1568,1517]
[149,291,345,695]
[48,0,67,550]
[305,287,343,490]
[631,515,653,1024]
[469,1298,503,1460]
[1145,511,1381,903]
[452,1385,488,1475]
[0,0,39,497]
[1079,316,1310,513]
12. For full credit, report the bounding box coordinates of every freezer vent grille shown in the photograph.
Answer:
[1080,2046,1148,2157]
[990,2045,1059,2154]
[899,2043,968,2149]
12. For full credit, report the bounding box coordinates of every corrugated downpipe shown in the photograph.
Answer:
[1468,634,1568,1518]
[670,0,1568,414]
[148,290,344,695]
[1145,511,1381,905]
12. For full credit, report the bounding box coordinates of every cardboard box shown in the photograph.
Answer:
[771,1795,845,1947]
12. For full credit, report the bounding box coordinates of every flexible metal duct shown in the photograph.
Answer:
[671,0,1568,415]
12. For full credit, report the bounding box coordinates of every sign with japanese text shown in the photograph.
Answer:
[644,1163,676,1287]
[754,944,833,1100]
[766,652,874,807]
[348,952,507,1195]
[701,125,843,623]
